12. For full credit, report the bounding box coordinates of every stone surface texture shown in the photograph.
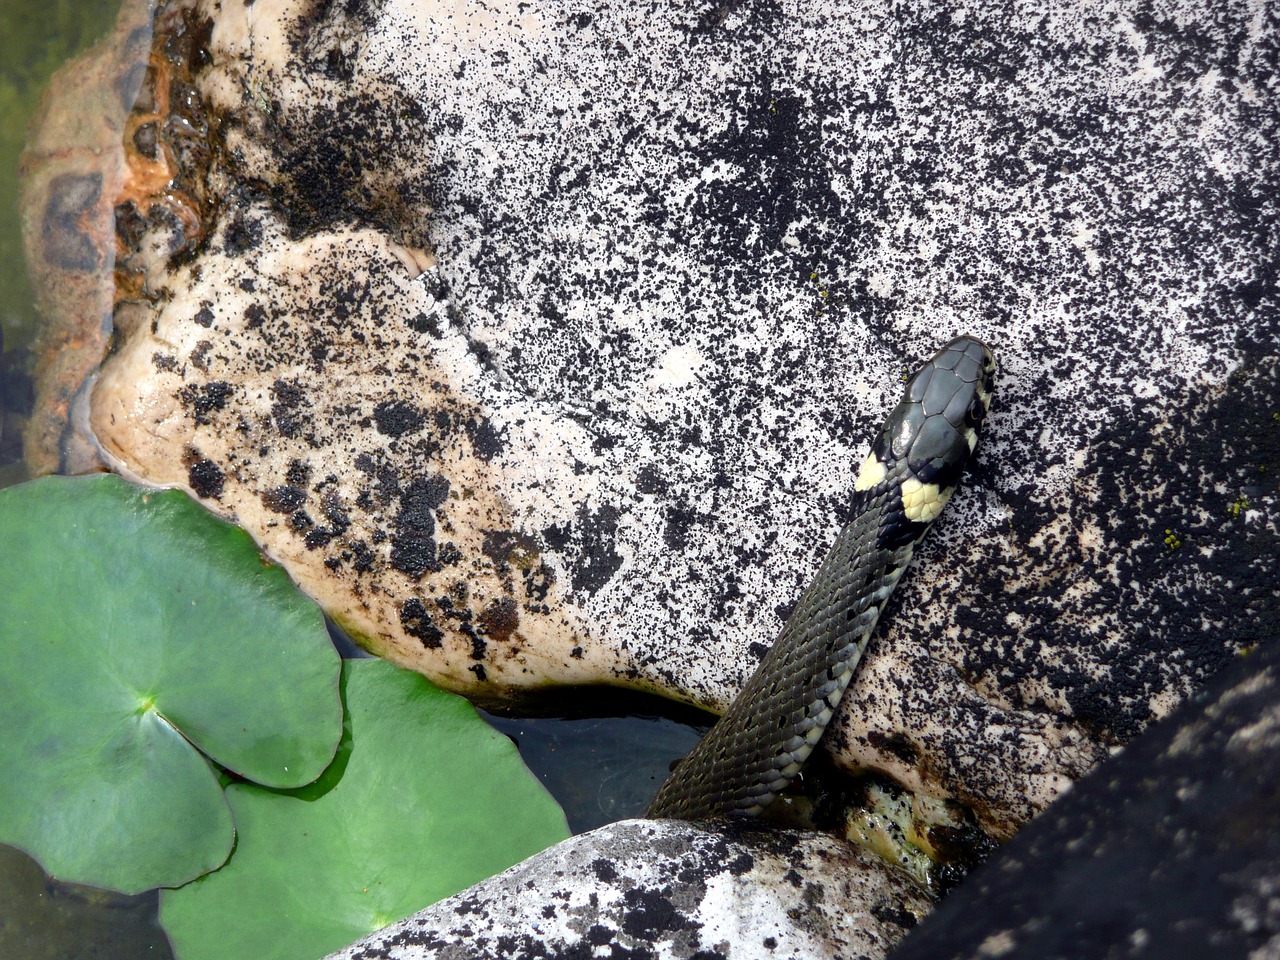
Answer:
[35,0,1277,844]
[326,819,932,960]
[890,643,1280,960]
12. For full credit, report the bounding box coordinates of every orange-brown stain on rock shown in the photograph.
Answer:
[480,596,520,643]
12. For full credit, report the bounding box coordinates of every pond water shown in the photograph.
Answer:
[0,4,707,956]
[0,2,121,488]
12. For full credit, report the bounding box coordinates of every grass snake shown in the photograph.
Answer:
[647,336,995,820]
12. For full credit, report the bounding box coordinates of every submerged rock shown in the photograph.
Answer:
[325,819,933,960]
[22,0,1280,862]
[17,0,154,476]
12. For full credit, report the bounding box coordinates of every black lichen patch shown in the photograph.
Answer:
[585,924,614,947]
[619,887,699,941]
[348,540,375,573]
[590,858,618,883]
[373,400,425,438]
[406,473,450,511]
[634,465,668,495]
[726,852,754,877]
[261,484,307,513]
[389,476,449,577]
[270,378,308,438]
[870,900,919,930]
[685,85,842,267]
[183,450,224,500]
[568,505,624,595]
[408,309,443,337]
[293,491,353,552]
[481,529,540,569]
[271,379,305,407]
[285,459,311,486]
[189,340,213,371]
[866,730,920,766]
[223,207,264,256]
[400,598,444,649]
[467,415,505,461]
[662,503,700,551]
[267,83,433,246]
[522,561,555,606]
[243,303,266,329]
[178,380,233,425]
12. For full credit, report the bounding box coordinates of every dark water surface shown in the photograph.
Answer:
[481,702,708,834]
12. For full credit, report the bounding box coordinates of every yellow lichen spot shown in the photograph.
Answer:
[900,477,951,522]
[1228,493,1249,518]
[853,453,887,491]
[1163,528,1182,551]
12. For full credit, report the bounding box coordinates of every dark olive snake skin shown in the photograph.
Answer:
[647,336,995,821]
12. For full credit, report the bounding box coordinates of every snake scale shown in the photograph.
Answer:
[647,336,995,820]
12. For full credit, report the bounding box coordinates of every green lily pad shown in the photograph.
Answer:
[0,474,342,894]
[160,658,571,960]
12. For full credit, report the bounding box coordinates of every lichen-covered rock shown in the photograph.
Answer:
[325,819,933,960]
[889,643,1280,960]
[23,0,1280,845]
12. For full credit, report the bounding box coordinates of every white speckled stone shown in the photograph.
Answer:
[324,819,932,960]
[33,0,1276,843]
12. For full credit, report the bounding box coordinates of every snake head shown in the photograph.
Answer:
[857,336,995,545]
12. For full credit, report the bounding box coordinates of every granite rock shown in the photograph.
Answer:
[325,818,933,960]
[21,0,1280,843]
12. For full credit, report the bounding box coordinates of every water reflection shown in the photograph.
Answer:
[0,842,174,959]
[483,705,708,834]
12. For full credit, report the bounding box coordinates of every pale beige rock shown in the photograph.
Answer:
[94,213,615,698]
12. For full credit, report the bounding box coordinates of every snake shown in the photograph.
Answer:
[646,336,995,820]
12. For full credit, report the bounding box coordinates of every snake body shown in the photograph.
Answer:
[646,336,995,820]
